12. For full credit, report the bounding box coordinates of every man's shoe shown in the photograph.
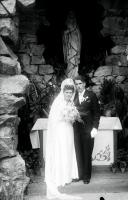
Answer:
[83,179,90,184]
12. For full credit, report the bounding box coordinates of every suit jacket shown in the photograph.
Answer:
[74,89,100,134]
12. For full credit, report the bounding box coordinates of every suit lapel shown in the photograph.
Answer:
[74,90,89,105]
[83,90,88,98]
[80,90,88,105]
[74,92,80,105]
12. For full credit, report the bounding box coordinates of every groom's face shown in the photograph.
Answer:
[75,80,85,93]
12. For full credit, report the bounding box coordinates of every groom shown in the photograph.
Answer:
[73,75,100,184]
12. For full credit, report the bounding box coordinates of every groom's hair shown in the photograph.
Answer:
[63,84,75,92]
[74,75,85,83]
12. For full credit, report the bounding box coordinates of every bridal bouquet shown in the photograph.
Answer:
[61,103,81,123]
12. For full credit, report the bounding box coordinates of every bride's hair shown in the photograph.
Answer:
[63,84,75,92]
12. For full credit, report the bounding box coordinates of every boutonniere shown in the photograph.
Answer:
[80,96,89,103]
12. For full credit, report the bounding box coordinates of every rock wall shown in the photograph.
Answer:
[18,10,56,90]
[90,9,128,96]
[0,0,35,199]
[91,65,128,96]
[17,8,128,99]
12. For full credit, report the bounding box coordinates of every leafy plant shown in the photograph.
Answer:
[111,161,118,173]
[20,149,42,177]
[99,78,127,119]
[111,161,118,168]
[119,161,127,168]
[28,80,60,121]
[99,79,116,115]
[110,148,128,173]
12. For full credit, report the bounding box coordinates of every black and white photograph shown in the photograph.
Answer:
[0,0,128,200]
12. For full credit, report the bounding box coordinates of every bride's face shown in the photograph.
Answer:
[63,89,73,102]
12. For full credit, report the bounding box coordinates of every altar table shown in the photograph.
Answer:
[30,116,122,166]
[92,116,122,165]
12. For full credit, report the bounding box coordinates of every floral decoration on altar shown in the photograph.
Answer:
[92,145,111,162]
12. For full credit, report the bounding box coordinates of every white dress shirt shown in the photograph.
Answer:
[79,89,85,104]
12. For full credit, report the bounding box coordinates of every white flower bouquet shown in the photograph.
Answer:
[61,103,82,123]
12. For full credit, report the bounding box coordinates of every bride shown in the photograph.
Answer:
[45,78,82,199]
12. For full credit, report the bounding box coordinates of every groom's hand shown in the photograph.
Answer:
[91,128,98,138]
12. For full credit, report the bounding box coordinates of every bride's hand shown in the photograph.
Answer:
[77,118,84,124]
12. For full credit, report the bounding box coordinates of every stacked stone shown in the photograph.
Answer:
[0,0,35,199]
[18,9,82,85]
[18,39,55,87]
[90,9,128,96]
[91,65,128,95]
[18,11,56,90]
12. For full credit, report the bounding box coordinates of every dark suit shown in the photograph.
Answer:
[74,89,100,180]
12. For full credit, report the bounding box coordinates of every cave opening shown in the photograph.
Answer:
[16,0,118,154]
[35,0,114,75]
[16,0,128,173]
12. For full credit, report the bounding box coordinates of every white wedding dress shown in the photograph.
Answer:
[44,79,81,200]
